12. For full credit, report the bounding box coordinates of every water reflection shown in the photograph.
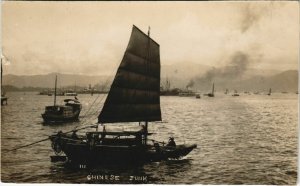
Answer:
[47,158,193,184]
[144,159,193,183]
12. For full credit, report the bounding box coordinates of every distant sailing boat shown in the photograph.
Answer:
[267,88,271,96]
[42,75,82,123]
[207,83,215,97]
[49,25,197,165]
[65,82,78,96]
[224,89,228,94]
[1,56,8,105]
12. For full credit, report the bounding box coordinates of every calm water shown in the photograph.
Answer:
[1,92,298,184]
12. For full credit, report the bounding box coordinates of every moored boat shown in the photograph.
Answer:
[178,90,196,97]
[1,56,8,105]
[1,96,7,105]
[65,92,77,96]
[42,99,82,123]
[232,90,239,96]
[224,89,228,94]
[204,83,214,97]
[42,75,82,123]
[267,88,272,96]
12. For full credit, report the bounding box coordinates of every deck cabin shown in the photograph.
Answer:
[66,125,153,147]
[44,105,74,117]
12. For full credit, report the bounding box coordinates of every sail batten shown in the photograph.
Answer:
[98,25,161,123]
[114,69,160,91]
[120,51,160,78]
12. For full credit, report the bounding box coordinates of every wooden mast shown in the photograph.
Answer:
[144,26,151,145]
[1,58,2,95]
[54,75,57,106]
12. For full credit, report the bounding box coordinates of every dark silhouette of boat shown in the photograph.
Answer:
[195,93,201,99]
[42,75,82,123]
[178,90,196,97]
[1,56,8,105]
[267,88,271,96]
[204,83,214,97]
[224,89,228,94]
[1,96,7,105]
[64,92,77,96]
[65,83,78,96]
[160,78,180,96]
[49,25,197,165]
[232,90,240,96]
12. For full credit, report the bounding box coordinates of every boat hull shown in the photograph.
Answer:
[42,100,82,123]
[1,97,8,105]
[42,110,80,123]
[50,135,197,165]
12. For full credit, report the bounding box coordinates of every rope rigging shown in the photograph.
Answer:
[3,124,98,154]
[4,56,121,153]
[5,27,161,154]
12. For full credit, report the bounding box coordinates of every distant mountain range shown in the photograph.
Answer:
[2,62,298,92]
[191,70,298,93]
[237,70,298,92]
[3,73,112,89]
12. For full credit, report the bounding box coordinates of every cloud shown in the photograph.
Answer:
[2,1,298,75]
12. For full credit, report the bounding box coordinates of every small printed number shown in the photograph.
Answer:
[79,164,86,169]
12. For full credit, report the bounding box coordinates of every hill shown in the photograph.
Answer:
[2,64,298,93]
[192,70,298,93]
[3,73,112,88]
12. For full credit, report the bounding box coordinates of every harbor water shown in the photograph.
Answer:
[1,92,298,184]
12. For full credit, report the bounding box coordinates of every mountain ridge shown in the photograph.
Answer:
[2,63,298,92]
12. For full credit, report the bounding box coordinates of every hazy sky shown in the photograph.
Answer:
[2,1,299,75]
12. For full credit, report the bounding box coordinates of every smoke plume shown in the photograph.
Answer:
[194,51,250,84]
[186,79,195,89]
[239,4,266,33]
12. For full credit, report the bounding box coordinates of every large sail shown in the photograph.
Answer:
[98,25,161,123]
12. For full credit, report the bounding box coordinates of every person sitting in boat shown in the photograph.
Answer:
[86,133,95,149]
[141,125,147,133]
[167,137,176,147]
[101,125,106,139]
[71,130,78,139]
[154,142,161,152]
[135,133,142,145]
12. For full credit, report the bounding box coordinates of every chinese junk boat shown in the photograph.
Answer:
[267,88,272,96]
[1,56,8,105]
[49,25,197,165]
[204,83,214,97]
[232,90,240,96]
[207,83,215,97]
[42,75,82,123]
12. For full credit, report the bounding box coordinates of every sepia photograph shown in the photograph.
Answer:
[1,1,298,184]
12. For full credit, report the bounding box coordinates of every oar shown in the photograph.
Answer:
[148,138,165,145]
